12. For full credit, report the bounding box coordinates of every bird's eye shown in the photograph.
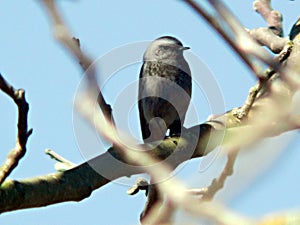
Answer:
[162,46,170,50]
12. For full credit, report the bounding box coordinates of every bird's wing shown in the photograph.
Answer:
[138,63,150,140]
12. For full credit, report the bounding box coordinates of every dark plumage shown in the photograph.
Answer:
[138,36,192,143]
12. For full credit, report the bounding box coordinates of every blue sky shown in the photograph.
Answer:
[0,1,300,224]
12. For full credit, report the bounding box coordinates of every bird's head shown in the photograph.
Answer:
[143,36,190,62]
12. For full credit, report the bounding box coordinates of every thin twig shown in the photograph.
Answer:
[45,149,76,171]
[201,151,238,201]
[253,0,283,36]
[233,41,293,120]
[0,74,32,185]
[185,151,238,201]
[141,197,176,225]
[233,84,260,120]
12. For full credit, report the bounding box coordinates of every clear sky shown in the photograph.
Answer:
[0,1,300,224]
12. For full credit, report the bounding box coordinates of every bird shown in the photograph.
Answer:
[138,36,192,143]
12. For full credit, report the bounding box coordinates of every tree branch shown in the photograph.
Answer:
[45,149,76,172]
[185,0,262,77]
[0,74,32,185]
[185,0,300,90]
[245,0,289,53]
[40,0,115,127]
[233,41,293,120]
[0,158,109,213]
[247,28,288,53]
[187,150,238,201]
[253,0,283,36]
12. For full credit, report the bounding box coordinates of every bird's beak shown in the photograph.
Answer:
[180,46,190,51]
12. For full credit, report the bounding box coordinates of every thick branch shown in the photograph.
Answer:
[0,160,109,213]
[0,74,32,185]
[0,124,213,213]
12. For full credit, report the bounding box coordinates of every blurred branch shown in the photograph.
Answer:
[233,41,293,120]
[185,0,300,91]
[253,0,283,36]
[130,151,239,223]
[139,182,163,224]
[184,0,278,81]
[141,197,176,225]
[40,0,115,128]
[187,151,238,201]
[257,210,300,225]
[128,178,170,224]
[247,28,288,53]
[0,74,32,185]
[184,0,261,78]
[247,0,288,53]
[206,0,279,71]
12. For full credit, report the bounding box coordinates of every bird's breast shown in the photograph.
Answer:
[140,61,191,95]
[139,61,192,121]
